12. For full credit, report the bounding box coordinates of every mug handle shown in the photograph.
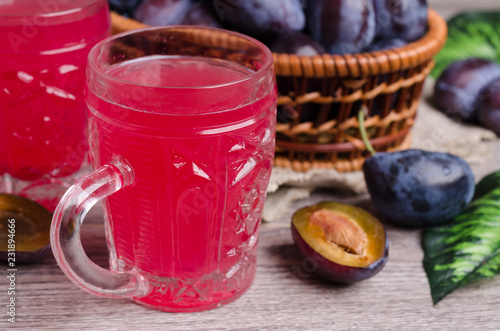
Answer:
[50,159,150,298]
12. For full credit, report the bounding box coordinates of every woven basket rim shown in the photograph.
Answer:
[111,9,446,78]
[273,8,447,78]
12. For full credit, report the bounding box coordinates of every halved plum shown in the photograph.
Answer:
[291,201,388,283]
[0,194,52,263]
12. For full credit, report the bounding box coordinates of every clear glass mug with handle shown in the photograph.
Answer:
[50,26,277,312]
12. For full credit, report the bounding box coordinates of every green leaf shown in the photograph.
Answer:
[431,11,500,78]
[422,181,500,304]
[474,170,500,200]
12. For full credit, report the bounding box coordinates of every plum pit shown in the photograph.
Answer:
[309,209,367,256]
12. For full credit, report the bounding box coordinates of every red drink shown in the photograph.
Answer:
[51,27,276,313]
[0,1,110,192]
[86,55,277,311]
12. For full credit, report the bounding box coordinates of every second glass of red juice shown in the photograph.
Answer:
[0,0,110,211]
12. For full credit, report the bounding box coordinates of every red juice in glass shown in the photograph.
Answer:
[88,55,276,311]
[51,27,277,313]
[0,0,110,208]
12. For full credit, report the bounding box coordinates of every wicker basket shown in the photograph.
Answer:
[110,9,447,173]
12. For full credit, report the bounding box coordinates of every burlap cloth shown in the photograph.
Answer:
[263,78,497,222]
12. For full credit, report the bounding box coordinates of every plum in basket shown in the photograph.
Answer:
[177,1,222,27]
[373,0,428,42]
[109,0,144,17]
[307,0,376,54]
[211,0,305,37]
[268,31,327,56]
[365,37,407,52]
[134,0,193,26]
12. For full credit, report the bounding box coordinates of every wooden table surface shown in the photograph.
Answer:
[3,2,500,330]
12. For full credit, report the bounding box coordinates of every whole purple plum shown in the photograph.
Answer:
[268,31,327,56]
[478,77,500,135]
[307,0,376,54]
[212,0,305,37]
[434,58,500,122]
[373,0,428,42]
[134,0,193,26]
[363,149,475,227]
[109,0,144,17]
[365,37,407,52]
[178,1,222,28]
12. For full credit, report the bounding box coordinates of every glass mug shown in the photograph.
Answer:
[0,0,110,211]
[50,26,277,312]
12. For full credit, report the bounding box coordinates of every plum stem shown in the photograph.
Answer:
[358,107,376,156]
